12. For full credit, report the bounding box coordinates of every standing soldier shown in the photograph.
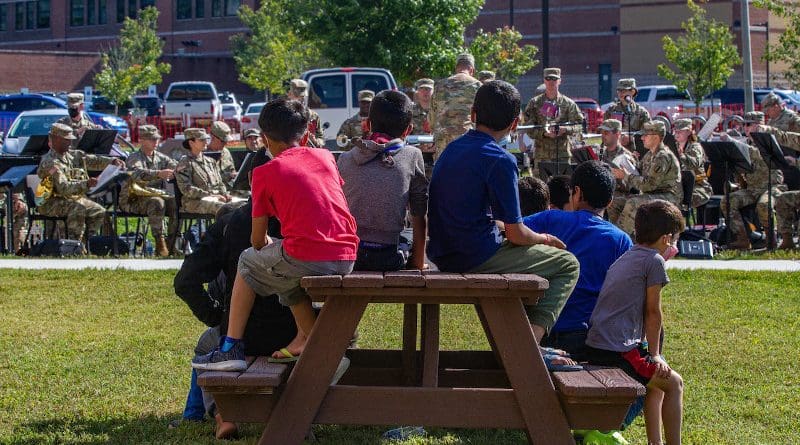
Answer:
[287,79,326,148]
[120,125,178,257]
[612,121,682,236]
[57,93,101,149]
[337,90,374,150]
[477,70,496,83]
[411,78,434,136]
[175,128,237,216]
[0,191,27,253]
[762,93,800,133]
[208,121,237,190]
[429,53,482,160]
[523,67,584,180]
[603,78,650,151]
[36,123,124,245]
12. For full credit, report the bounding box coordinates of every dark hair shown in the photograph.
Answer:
[368,90,413,137]
[258,98,309,144]
[518,176,550,216]
[473,80,521,131]
[547,175,571,210]
[570,161,615,209]
[634,200,685,244]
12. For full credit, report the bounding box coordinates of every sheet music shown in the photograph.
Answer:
[88,164,122,195]
[201,196,247,204]
[698,113,721,141]
[612,153,639,176]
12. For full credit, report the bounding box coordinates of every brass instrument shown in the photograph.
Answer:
[128,180,171,198]
[34,176,53,206]
[336,134,352,148]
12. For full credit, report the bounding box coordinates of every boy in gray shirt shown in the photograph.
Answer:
[586,200,685,445]
[337,90,428,271]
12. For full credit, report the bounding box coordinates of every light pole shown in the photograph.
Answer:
[741,0,754,112]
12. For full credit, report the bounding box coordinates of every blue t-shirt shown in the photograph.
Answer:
[523,209,633,332]
[427,130,522,272]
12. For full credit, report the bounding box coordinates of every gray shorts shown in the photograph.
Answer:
[238,239,355,307]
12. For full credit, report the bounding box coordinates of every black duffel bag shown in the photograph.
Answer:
[30,239,84,257]
[87,236,131,256]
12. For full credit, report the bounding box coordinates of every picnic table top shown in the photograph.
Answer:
[301,270,549,290]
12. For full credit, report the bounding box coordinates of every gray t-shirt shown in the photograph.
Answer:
[586,245,669,352]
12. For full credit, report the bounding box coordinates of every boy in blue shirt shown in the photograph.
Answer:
[427,80,580,369]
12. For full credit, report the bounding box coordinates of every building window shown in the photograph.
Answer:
[25,1,34,29]
[128,0,136,18]
[0,5,7,32]
[70,0,85,26]
[177,0,191,19]
[141,0,155,8]
[211,0,238,17]
[116,0,125,22]
[14,3,23,30]
[224,0,239,16]
[87,0,96,25]
[196,0,204,18]
[98,0,107,24]
[36,0,49,28]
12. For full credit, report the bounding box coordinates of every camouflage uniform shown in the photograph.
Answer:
[56,112,100,150]
[615,122,682,235]
[756,122,800,240]
[120,150,178,240]
[477,70,495,83]
[603,102,650,133]
[763,91,800,133]
[410,102,431,135]
[429,72,481,160]
[337,115,368,151]
[0,190,27,251]
[175,152,231,216]
[523,93,584,178]
[36,146,115,242]
[679,141,713,208]
[602,143,638,223]
[307,110,326,148]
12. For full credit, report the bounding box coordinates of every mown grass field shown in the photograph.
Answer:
[0,269,797,444]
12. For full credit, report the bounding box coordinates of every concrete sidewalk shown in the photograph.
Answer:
[1,258,799,271]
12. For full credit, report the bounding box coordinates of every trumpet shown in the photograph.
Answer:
[336,134,352,148]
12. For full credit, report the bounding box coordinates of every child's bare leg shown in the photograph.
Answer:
[226,271,257,339]
[273,296,316,358]
[644,387,664,444]
[647,371,684,445]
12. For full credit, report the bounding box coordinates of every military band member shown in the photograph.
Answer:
[337,90,374,150]
[411,78,434,155]
[597,119,637,208]
[175,128,238,216]
[612,121,682,236]
[57,93,101,150]
[429,53,482,160]
[762,93,800,133]
[243,128,263,152]
[603,78,651,149]
[0,191,27,253]
[208,121,237,190]
[120,125,177,257]
[287,79,326,147]
[477,70,496,83]
[523,67,584,180]
[672,118,712,208]
[36,123,124,244]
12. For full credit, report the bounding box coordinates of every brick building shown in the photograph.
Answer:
[0,0,790,102]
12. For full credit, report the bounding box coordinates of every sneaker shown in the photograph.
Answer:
[191,342,247,372]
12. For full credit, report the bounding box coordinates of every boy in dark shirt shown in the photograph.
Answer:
[586,200,684,445]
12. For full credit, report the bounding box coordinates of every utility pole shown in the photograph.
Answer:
[741,0,754,112]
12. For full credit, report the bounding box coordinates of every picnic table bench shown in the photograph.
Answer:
[198,271,645,444]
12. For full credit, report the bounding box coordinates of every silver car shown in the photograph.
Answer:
[1,109,68,155]
[240,102,265,134]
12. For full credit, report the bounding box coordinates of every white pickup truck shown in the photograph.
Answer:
[604,84,715,124]
[163,81,222,127]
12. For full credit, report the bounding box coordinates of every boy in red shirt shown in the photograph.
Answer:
[193,98,359,371]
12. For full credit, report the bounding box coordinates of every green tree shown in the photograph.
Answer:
[286,0,483,85]
[231,2,323,95]
[468,27,539,84]
[753,0,800,88]
[657,0,741,109]
[94,7,171,114]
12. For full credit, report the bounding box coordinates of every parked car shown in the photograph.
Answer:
[221,103,243,132]
[2,109,71,154]
[163,81,222,126]
[302,67,398,141]
[0,93,129,137]
[86,95,117,114]
[131,95,164,117]
[573,97,603,132]
[604,85,713,123]
[707,88,800,111]
[240,102,264,134]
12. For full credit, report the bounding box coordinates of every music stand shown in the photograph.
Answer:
[20,135,51,157]
[203,150,223,161]
[701,140,753,246]
[77,129,118,154]
[750,132,792,250]
[0,163,37,254]
[231,151,255,191]
[536,161,573,180]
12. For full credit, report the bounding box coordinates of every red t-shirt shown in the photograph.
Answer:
[251,146,359,261]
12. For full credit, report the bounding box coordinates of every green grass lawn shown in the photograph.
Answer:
[1,269,797,444]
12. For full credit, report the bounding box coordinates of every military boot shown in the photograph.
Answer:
[156,237,170,257]
[779,232,796,250]
[727,233,751,250]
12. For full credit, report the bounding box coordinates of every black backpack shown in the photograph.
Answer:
[30,239,84,257]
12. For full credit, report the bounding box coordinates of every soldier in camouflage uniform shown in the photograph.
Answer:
[611,121,682,236]
[175,128,238,216]
[477,70,495,83]
[0,191,27,253]
[36,123,124,243]
[337,90,374,150]
[672,118,712,208]
[56,93,101,150]
[207,121,237,191]
[598,119,638,223]
[287,79,326,148]
[603,78,651,152]
[429,53,482,160]
[120,125,177,256]
[411,78,434,157]
[762,93,800,133]
[523,67,584,180]
[243,128,263,152]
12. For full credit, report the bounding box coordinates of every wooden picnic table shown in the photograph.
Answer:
[199,270,644,445]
